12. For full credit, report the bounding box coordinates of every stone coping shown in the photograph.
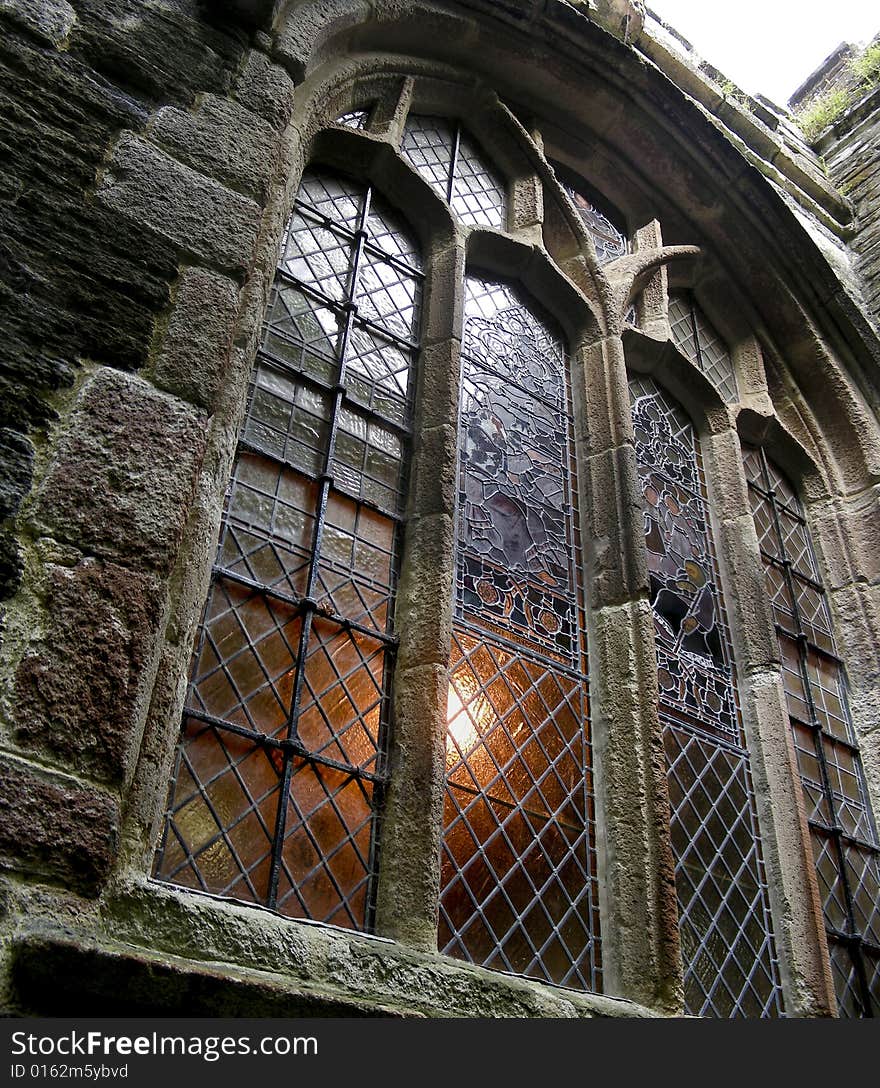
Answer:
[5,879,662,1018]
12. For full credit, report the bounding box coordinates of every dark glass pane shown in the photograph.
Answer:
[220,453,316,599]
[295,618,386,774]
[665,724,782,1017]
[157,721,282,904]
[630,377,737,737]
[263,283,342,365]
[457,278,577,662]
[276,764,374,927]
[185,582,301,737]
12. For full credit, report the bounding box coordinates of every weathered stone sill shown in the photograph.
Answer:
[5,880,661,1018]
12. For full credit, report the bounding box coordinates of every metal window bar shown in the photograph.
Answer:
[155,170,423,933]
[745,445,880,1017]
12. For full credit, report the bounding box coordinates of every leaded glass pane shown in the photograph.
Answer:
[401,115,506,229]
[631,378,783,1017]
[400,114,454,202]
[336,107,371,130]
[155,167,423,932]
[744,445,880,1016]
[562,185,628,265]
[668,293,739,403]
[452,129,506,228]
[440,275,599,993]
[666,725,783,1017]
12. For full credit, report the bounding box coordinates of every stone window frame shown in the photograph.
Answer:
[107,61,863,1020]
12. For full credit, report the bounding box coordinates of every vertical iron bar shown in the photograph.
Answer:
[448,123,462,204]
[266,182,373,913]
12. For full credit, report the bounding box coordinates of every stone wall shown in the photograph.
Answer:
[820,86,880,326]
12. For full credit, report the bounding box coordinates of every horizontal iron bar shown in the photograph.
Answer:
[182,708,389,784]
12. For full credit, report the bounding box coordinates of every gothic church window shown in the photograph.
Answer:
[743,446,880,1017]
[440,276,600,991]
[154,169,423,930]
[630,377,784,1017]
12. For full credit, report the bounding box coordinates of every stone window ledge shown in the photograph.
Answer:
[8,880,660,1018]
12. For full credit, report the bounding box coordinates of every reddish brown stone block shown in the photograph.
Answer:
[13,558,164,785]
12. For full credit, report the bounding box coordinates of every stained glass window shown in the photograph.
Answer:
[668,293,738,403]
[439,276,600,992]
[154,169,423,931]
[555,179,629,266]
[336,108,372,130]
[744,446,880,1017]
[630,376,783,1016]
[401,115,507,229]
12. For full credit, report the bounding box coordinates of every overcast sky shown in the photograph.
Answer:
[648,1,879,105]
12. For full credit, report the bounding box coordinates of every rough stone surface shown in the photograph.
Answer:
[32,368,208,575]
[274,0,372,82]
[581,444,650,609]
[394,513,454,669]
[9,931,414,1017]
[408,424,457,519]
[737,670,837,1016]
[822,87,880,326]
[151,266,242,410]
[0,430,34,598]
[97,132,263,277]
[12,558,164,785]
[0,0,246,599]
[712,513,780,670]
[232,47,297,132]
[150,94,279,203]
[588,599,682,1011]
[0,757,118,894]
[0,0,76,47]
[376,663,447,949]
[98,880,658,1017]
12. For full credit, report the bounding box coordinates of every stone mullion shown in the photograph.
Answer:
[372,238,465,950]
[576,332,683,1013]
[703,428,837,1016]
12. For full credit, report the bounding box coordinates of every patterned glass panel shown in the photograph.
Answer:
[440,276,600,993]
[560,184,628,266]
[401,115,506,229]
[668,293,739,403]
[631,377,783,1017]
[336,108,371,130]
[155,168,423,932]
[744,446,880,1017]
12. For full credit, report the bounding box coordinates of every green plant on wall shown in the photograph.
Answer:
[795,39,880,140]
